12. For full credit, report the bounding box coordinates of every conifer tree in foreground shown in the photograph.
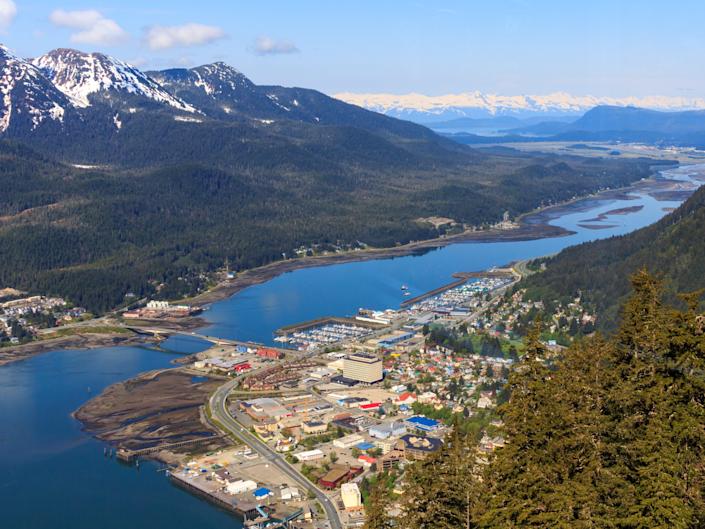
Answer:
[398,426,480,529]
[363,475,394,529]
[480,270,705,528]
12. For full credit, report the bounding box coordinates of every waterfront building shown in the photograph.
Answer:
[343,353,383,383]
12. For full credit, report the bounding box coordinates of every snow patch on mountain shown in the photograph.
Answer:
[0,44,70,132]
[32,48,195,112]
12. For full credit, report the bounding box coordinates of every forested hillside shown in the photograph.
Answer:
[0,140,658,313]
[521,183,705,329]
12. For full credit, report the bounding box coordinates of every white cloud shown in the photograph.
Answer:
[0,0,17,31]
[144,23,225,50]
[253,36,299,56]
[49,9,128,45]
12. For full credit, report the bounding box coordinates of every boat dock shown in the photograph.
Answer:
[400,270,513,307]
[275,316,386,336]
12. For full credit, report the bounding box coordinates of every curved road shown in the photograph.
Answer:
[209,379,342,529]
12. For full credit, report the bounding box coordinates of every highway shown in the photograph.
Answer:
[209,379,342,529]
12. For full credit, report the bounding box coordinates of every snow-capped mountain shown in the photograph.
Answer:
[151,62,255,98]
[32,48,195,111]
[334,91,705,122]
[0,45,74,133]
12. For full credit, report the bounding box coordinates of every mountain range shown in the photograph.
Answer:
[334,91,705,122]
[441,105,705,148]
[0,44,663,312]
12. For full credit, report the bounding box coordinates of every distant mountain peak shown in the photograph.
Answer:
[334,91,705,121]
[0,44,73,133]
[31,48,195,111]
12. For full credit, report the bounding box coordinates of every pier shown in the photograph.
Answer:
[116,435,226,463]
[170,472,303,528]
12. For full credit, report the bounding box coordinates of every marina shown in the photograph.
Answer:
[274,316,386,350]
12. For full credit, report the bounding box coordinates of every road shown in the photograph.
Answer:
[209,379,342,529]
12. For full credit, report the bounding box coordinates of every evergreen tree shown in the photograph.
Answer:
[363,476,394,529]
[399,428,480,529]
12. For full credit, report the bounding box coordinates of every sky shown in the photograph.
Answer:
[1,0,704,97]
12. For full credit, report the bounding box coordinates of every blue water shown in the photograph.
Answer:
[0,346,240,529]
[0,163,702,528]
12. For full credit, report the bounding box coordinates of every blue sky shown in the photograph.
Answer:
[1,0,704,96]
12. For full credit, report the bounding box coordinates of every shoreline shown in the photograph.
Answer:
[0,331,158,367]
[186,168,685,309]
[0,162,695,368]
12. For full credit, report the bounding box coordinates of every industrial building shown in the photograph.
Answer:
[369,421,407,440]
[343,353,383,384]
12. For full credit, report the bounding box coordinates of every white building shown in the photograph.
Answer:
[295,449,325,462]
[333,433,365,449]
[226,479,257,495]
[341,482,363,511]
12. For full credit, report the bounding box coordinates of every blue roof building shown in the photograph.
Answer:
[253,487,272,500]
[405,416,440,432]
[355,442,375,451]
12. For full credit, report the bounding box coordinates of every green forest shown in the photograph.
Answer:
[365,271,705,528]
[521,183,705,330]
[0,138,659,313]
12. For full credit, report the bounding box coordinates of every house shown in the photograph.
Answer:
[394,392,417,406]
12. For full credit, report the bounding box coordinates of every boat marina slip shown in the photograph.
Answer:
[1,162,705,529]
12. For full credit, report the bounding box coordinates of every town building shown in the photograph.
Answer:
[343,353,383,383]
[369,421,407,440]
[405,416,440,432]
[295,449,325,462]
[333,433,365,449]
[318,465,363,490]
[396,434,443,460]
[302,421,328,435]
[341,482,363,511]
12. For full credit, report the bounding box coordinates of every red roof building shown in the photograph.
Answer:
[257,348,282,359]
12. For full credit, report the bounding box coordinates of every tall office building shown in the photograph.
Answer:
[343,353,383,383]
